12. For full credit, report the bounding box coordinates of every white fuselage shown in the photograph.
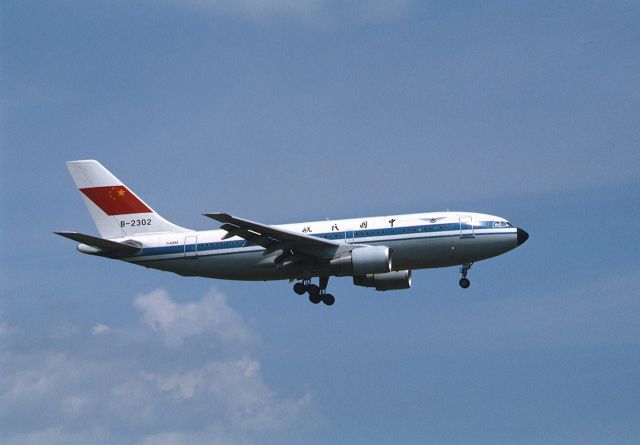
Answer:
[109,211,520,281]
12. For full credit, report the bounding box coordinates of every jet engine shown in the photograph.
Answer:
[330,246,392,276]
[353,270,412,291]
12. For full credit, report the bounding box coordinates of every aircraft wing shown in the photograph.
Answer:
[203,213,340,259]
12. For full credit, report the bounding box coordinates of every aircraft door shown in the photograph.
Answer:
[344,230,354,244]
[184,235,198,258]
[459,216,475,239]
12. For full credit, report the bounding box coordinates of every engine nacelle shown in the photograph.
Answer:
[330,246,392,276]
[353,270,412,291]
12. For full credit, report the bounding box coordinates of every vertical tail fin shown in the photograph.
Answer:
[66,160,189,239]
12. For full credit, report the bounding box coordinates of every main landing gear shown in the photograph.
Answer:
[293,276,335,306]
[459,262,473,289]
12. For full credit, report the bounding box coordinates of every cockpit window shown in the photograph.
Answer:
[492,221,512,228]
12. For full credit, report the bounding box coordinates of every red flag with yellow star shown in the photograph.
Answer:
[80,186,152,215]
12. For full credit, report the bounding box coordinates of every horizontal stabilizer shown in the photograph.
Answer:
[54,231,141,255]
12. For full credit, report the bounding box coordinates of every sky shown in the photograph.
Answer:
[1,0,640,443]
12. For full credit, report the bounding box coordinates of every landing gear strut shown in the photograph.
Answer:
[459,262,472,289]
[292,276,335,306]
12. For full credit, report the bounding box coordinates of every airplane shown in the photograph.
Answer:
[56,160,529,306]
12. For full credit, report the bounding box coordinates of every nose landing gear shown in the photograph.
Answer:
[292,276,335,306]
[459,262,473,289]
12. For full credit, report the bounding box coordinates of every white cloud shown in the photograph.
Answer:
[134,288,254,347]
[0,288,310,444]
[91,323,110,335]
[144,358,311,431]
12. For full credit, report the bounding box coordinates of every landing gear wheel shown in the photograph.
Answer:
[307,284,320,296]
[293,282,306,295]
[322,294,335,306]
[458,262,473,289]
[309,293,322,304]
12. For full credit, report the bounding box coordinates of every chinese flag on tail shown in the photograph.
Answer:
[80,186,152,215]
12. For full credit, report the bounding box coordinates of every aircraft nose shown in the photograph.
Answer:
[517,228,529,246]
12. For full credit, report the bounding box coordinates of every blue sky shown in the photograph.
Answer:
[1,1,639,443]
